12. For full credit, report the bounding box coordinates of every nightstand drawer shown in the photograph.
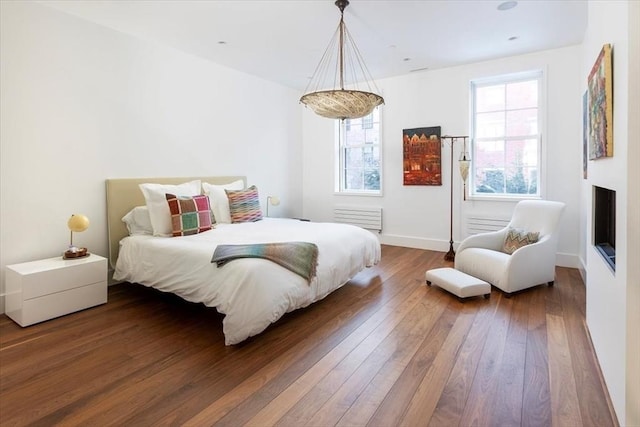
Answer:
[5,254,108,327]
[8,281,107,327]
[6,256,106,299]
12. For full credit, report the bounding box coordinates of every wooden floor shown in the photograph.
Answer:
[0,245,617,426]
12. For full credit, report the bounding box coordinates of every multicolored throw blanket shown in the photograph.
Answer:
[211,242,319,282]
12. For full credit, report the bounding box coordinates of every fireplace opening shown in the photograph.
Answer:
[593,186,616,271]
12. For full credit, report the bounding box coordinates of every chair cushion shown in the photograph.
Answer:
[455,247,510,289]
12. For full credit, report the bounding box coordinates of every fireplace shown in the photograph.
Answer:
[593,186,616,270]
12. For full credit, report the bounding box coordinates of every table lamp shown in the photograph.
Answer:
[64,214,90,259]
[266,196,280,217]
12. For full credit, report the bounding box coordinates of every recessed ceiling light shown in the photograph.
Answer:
[508,36,518,41]
[497,1,517,11]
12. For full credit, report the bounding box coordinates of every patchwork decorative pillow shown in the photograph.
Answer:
[139,180,201,236]
[226,185,263,223]
[503,227,540,254]
[165,194,214,237]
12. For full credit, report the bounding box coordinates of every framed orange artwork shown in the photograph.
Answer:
[402,126,441,185]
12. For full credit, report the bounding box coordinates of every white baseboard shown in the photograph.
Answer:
[0,294,4,315]
[556,252,581,268]
[381,234,581,269]
[380,234,450,252]
[578,256,587,282]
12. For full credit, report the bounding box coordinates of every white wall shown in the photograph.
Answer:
[0,2,303,311]
[302,46,582,267]
[582,1,639,425]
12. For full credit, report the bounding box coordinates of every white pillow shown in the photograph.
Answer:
[202,180,244,224]
[139,180,201,236]
[122,206,153,235]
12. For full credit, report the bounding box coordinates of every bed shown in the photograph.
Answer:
[106,176,381,345]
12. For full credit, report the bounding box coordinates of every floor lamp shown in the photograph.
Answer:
[441,135,470,262]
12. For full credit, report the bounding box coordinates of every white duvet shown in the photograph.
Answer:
[113,218,381,345]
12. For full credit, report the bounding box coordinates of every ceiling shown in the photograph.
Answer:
[41,0,587,91]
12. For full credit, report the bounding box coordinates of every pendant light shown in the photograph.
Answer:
[300,0,384,120]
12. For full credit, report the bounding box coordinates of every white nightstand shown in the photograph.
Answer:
[5,254,108,327]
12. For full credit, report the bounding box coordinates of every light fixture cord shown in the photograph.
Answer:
[339,12,345,89]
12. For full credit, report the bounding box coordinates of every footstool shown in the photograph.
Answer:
[425,267,491,299]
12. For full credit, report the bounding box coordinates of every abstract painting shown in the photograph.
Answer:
[403,126,441,185]
[583,90,588,179]
[588,44,613,160]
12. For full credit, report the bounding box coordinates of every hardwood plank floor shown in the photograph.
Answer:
[0,245,618,426]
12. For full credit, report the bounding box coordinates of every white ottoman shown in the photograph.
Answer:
[425,267,491,299]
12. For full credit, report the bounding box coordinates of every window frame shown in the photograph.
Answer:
[334,110,383,196]
[469,70,545,201]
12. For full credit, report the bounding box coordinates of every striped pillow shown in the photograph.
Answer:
[226,185,263,223]
[166,194,213,237]
[503,227,539,254]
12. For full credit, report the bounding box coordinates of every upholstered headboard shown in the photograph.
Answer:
[105,176,246,269]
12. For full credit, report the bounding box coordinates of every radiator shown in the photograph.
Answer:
[333,206,382,233]
[465,215,510,235]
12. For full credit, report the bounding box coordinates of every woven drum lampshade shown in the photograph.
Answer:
[300,0,384,120]
[300,90,384,120]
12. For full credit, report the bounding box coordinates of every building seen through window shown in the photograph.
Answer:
[336,110,381,193]
[471,71,542,197]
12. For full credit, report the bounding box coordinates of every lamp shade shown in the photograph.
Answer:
[300,90,384,120]
[68,214,90,233]
[300,0,384,120]
[268,196,280,206]
[459,160,470,182]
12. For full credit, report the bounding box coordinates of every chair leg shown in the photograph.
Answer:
[548,281,554,287]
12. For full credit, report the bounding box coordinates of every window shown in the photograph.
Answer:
[336,109,381,193]
[470,71,542,198]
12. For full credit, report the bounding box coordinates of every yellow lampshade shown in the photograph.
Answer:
[266,196,280,217]
[68,214,90,232]
[268,196,280,206]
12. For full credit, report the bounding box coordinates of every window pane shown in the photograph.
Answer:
[345,147,363,168]
[364,169,380,190]
[504,139,538,194]
[345,128,365,146]
[476,112,505,138]
[345,168,363,190]
[363,146,380,168]
[362,114,373,129]
[471,72,541,198]
[475,140,504,168]
[337,110,381,193]
[522,138,538,166]
[506,80,538,109]
[506,108,538,136]
[475,168,505,193]
[476,85,505,113]
[365,124,380,144]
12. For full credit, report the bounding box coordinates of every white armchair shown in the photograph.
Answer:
[454,200,565,295]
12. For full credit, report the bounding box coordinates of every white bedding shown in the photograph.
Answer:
[113,218,381,345]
